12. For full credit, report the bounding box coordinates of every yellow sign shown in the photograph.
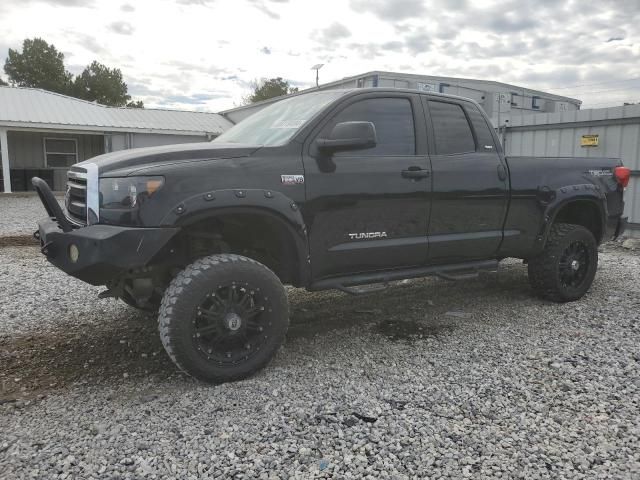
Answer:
[581,134,599,147]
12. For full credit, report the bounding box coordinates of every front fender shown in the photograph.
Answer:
[160,188,310,285]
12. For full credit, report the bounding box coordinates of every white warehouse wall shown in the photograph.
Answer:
[505,104,640,235]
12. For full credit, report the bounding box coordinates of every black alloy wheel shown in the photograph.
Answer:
[557,241,590,289]
[192,283,273,366]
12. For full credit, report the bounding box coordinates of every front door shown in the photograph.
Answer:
[302,93,431,279]
[423,98,509,263]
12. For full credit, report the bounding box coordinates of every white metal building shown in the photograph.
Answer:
[221,70,582,127]
[505,104,640,235]
[0,86,233,192]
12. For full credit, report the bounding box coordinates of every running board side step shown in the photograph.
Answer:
[309,259,499,294]
[336,283,389,295]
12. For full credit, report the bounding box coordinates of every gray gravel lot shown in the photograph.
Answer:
[1,244,639,479]
[0,194,63,238]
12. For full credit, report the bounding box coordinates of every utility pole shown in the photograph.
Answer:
[311,64,324,88]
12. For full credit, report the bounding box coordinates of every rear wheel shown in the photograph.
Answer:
[528,223,598,302]
[158,254,289,383]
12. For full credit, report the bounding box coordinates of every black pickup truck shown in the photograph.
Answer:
[32,88,629,383]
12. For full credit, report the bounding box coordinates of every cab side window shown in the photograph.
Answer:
[428,100,475,155]
[330,98,416,156]
[465,103,497,151]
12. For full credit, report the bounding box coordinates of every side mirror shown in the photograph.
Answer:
[315,121,377,152]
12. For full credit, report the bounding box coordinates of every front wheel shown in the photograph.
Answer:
[528,223,598,302]
[158,254,289,383]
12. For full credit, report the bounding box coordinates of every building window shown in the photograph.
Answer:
[532,96,541,110]
[44,138,78,168]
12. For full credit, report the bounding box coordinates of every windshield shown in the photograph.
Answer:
[213,90,346,146]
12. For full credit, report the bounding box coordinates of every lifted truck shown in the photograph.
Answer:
[32,88,629,383]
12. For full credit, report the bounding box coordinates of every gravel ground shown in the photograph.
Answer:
[1,244,640,479]
[0,194,63,238]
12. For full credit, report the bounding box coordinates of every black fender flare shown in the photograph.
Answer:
[535,184,607,252]
[160,188,310,286]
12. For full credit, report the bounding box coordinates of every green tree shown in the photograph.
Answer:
[0,77,7,86]
[72,61,136,107]
[243,77,299,104]
[3,38,72,93]
[126,99,144,108]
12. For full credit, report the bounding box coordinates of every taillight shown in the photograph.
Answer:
[614,166,631,188]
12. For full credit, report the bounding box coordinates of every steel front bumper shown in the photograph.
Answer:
[36,219,178,285]
[32,176,178,285]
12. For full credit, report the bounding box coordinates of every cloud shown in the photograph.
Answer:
[484,14,538,33]
[48,0,91,4]
[349,0,426,21]
[0,0,94,8]
[165,93,228,104]
[381,41,403,52]
[347,40,405,60]
[3,0,640,112]
[247,0,280,19]
[0,0,93,15]
[82,40,106,55]
[66,32,108,56]
[403,31,430,55]
[109,21,135,35]
[176,0,213,4]
[313,22,351,45]
[36,0,93,5]
[444,0,467,9]
[162,60,230,77]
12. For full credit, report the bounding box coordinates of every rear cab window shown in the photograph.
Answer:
[465,103,497,151]
[427,100,475,155]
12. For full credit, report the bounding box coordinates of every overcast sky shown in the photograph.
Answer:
[1,0,639,112]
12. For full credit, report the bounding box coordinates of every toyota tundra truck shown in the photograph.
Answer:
[32,88,629,383]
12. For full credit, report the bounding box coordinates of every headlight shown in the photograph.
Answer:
[99,176,164,225]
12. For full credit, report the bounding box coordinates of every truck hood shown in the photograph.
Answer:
[80,142,261,175]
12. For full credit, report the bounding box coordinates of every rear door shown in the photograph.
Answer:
[423,98,508,263]
[302,92,431,279]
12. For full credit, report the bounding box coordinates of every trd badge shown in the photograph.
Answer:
[281,175,305,185]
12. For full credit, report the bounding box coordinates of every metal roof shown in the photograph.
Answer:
[0,86,233,135]
[319,71,583,104]
[220,70,583,118]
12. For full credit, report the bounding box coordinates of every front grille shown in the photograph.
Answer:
[66,167,87,224]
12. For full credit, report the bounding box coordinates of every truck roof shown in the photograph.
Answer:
[222,87,481,116]
[332,87,482,104]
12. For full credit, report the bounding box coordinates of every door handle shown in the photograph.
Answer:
[497,164,507,181]
[401,167,430,179]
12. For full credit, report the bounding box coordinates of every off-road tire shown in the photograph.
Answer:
[528,223,598,302]
[158,254,289,383]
